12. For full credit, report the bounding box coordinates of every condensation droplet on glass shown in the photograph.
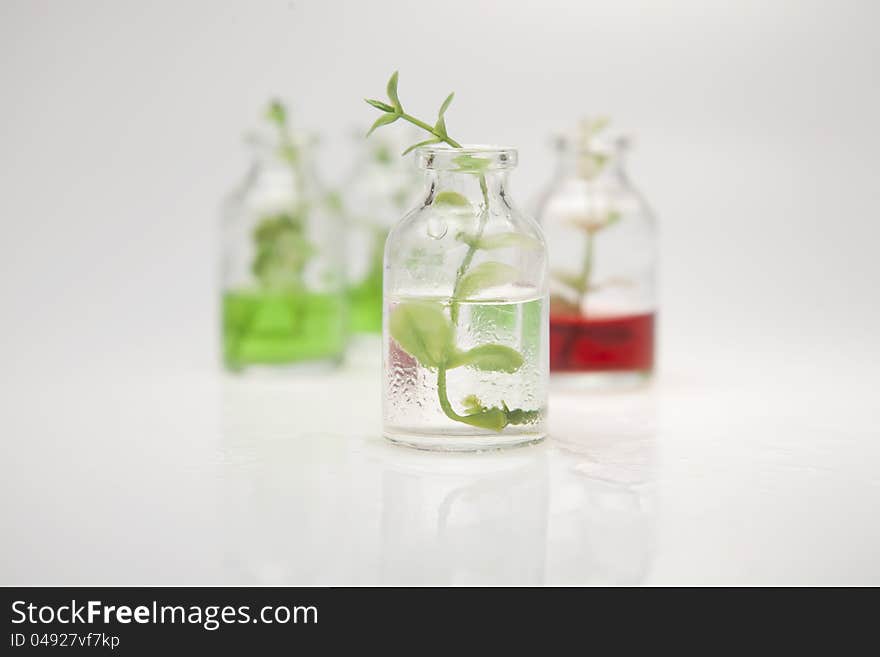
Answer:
[426,217,447,240]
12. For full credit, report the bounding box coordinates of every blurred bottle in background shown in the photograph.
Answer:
[220,101,346,374]
[340,131,421,362]
[535,119,657,389]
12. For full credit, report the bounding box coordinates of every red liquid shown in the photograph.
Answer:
[550,312,655,373]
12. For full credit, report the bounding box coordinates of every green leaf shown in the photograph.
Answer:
[447,344,524,373]
[438,92,454,118]
[374,144,393,164]
[456,261,519,299]
[505,407,541,426]
[434,115,447,137]
[456,231,541,250]
[266,99,287,127]
[365,98,395,113]
[366,112,398,136]
[452,153,491,173]
[401,137,440,156]
[458,407,508,432]
[433,190,470,207]
[584,116,610,136]
[324,190,344,214]
[461,394,484,414]
[551,269,587,293]
[388,302,452,368]
[386,71,402,111]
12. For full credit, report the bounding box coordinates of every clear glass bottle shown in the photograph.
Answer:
[342,134,421,340]
[383,146,548,451]
[535,121,657,388]
[220,104,345,373]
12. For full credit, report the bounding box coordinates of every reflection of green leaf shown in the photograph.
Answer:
[447,344,523,373]
[456,231,541,250]
[434,190,470,207]
[453,154,491,173]
[457,261,519,299]
[388,302,452,368]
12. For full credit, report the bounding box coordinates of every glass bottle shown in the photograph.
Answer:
[220,104,346,373]
[535,121,657,388]
[383,146,548,451]
[342,134,421,341]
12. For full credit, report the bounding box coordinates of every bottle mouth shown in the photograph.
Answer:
[416,144,518,171]
[553,133,630,156]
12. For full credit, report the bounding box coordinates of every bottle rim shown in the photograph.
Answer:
[416,144,518,171]
[553,132,631,156]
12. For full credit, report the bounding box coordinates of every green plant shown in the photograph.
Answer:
[251,99,315,290]
[550,118,625,315]
[366,72,541,432]
[550,210,621,314]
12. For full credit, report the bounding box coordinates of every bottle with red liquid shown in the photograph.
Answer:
[535,120,657,388]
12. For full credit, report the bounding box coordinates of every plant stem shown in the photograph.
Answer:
[436,366,466,423]
[437,173,493,427]
[398,113,462,148]
[576,230,595,313]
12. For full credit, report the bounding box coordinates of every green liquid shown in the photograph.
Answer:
[347,270,383,334]
[223,289,345,371]
[347,228,386,335]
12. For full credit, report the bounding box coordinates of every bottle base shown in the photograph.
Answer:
[550,369,652,392]
[383,428,546,453]
[344,333,382,369]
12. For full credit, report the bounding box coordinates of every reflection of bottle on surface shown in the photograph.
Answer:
[535,119,657,389]
[220,101,345,374]
[374,445,549,585]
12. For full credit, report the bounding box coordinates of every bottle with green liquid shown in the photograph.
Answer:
[220,101,345,373]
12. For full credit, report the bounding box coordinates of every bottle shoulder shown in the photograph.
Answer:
[387,198,544,246]
[536,175,656,227]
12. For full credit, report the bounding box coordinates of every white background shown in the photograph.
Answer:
[2,0,878,585]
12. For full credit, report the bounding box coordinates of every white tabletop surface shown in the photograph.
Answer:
[3,333,878,587]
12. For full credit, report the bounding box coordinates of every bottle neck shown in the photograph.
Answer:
[555,147,626,183]
[424,170,511,207]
